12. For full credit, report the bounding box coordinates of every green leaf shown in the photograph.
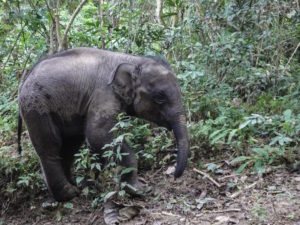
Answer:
[103,191,117,202]
[63,202,73,209]
[236,160,252,174]
[269,136,281,146]
[252,148,269,160]
[253,160,265,174]
[206,163,217,172]
[96,163,101,171]
[120,167,136,176]
[209,129,223,139]
[239,120,251,129]
[76,176,84,185]
[231,156,251,164]
[211,130,228,144]
[283,109,292,122]
[227,129,238,144]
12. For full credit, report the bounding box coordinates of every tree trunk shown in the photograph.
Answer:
[55,0,62,51]
[126,0,133,53]
[98,0,105,49]
[49,22,55,55]
[57,0,88,52]
[46,0,56,55]
[156,0,165,26]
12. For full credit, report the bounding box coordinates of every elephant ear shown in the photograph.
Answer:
[108,63,139,105]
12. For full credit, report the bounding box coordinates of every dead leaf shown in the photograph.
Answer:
[196,189,207,210]
[118,206,141,221]
[199,189,207,200]
[104,201,141,224]
[104,202,120,225]
[215,215,239,224]
[164,166,175,175]
[232,98,240,107]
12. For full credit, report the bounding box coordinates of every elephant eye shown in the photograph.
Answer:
[153,91,167,104]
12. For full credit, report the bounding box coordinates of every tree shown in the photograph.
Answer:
[47,0,88,53]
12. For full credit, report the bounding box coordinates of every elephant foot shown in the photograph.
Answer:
[52,183,80,202]
[122,178,152,197]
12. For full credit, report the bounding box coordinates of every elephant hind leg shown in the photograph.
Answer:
[23,111,79,201]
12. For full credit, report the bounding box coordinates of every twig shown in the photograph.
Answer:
[150,211,181,218]
[271,199,278,219]
[218,174,240,181]
[206,208,242,213]
[161,211,181,217]
[89,215,98,225]
[193,168,222,188]
[282,41,300,75]
[19,47,33,80]
[268,190,284,194]
[230,181,259,198]
[1,25,24,71]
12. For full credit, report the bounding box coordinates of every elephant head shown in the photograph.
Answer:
[108,60,189,178]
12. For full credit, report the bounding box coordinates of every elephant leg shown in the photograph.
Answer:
[119,142,138,186]
[85,116,141,193]
[23,111,79,201]
[85,116,114,166]
[60,136,85,185]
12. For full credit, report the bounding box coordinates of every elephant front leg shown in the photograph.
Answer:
[86,116,145,195]
[119,142,151,196]
[119,142,139,190]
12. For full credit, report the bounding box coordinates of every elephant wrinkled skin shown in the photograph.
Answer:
[18,47,189,201]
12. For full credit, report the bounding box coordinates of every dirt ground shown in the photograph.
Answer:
[1,158,300,225]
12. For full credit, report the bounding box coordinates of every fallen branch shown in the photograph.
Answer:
[150,211,181,218]
[207,208,242,213]
[161,211,182,217]
[193,168,222,188]
[218,174,240,181]
[230,181,259,198]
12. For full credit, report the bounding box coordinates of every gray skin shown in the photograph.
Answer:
[18,47,189,202]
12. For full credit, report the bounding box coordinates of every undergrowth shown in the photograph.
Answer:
[0,0,299,208]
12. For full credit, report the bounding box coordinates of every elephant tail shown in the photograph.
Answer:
[17,112,23,154]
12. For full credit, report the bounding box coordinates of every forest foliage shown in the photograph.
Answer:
[0,0,299,203]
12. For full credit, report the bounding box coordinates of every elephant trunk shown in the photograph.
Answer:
[172,114,189,178]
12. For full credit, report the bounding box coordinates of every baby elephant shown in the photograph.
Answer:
[18,48,189,201]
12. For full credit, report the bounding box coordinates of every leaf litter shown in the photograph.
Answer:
[1,156,300,225]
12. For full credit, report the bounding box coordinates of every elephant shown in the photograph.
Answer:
[18,47,189,202]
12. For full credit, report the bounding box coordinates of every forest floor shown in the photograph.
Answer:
[1,156,300,225]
